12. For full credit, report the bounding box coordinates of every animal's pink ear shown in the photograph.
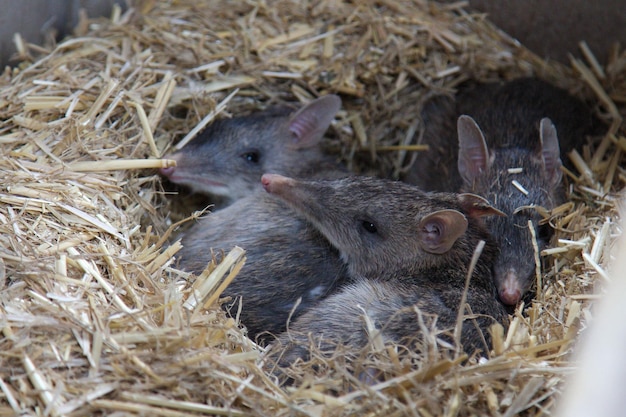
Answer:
[418,209,468,254]
[288,95,342,148]
[457,193,506,218]
[539,118,563,186]
[457,115,490,184]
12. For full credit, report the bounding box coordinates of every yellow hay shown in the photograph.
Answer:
[0,1,623,416]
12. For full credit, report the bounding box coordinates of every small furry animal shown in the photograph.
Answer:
[404,78,598,305]
[261,174,509,366]
[177,191,349,341]
[168,95,349,340]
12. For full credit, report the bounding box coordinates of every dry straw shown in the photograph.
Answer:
[0,1,623,416]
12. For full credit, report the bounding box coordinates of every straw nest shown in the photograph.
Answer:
[0,1,623,415]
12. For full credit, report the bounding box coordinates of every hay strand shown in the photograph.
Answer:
[67,158,177,171]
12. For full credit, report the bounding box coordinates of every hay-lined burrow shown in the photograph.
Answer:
[0,1,623,415]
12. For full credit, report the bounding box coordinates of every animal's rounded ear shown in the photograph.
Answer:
[418,209,468,254]
[288,95,342,148]
[457,115,491,185]
[458,193,506,218]
[539,118,563,186]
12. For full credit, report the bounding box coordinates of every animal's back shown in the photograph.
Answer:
[457,78,594,153]
[404,94,459,191]
[178,192,349,341]
[404,78,596,191]
[273,278,508,366]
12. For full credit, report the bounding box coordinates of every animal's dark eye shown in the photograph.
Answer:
[361,220,378,234]
[241,150,260,164]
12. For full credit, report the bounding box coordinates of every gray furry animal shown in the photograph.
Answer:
[160,94,343,206]
[404,78,597,306]
[261,174,509,365]
[178,191,349,342]
[169,95,349,340]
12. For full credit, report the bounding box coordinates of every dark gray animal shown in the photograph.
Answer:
[178,191,349,342]
[261,174,509,365]
[168,95,350,340]
[160,94,343,205]
[404,78,597,306]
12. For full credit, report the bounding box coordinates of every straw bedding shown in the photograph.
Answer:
[0,1,623,415]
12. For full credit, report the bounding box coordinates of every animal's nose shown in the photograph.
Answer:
[499,270,522,305]
[159,166,176,177]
